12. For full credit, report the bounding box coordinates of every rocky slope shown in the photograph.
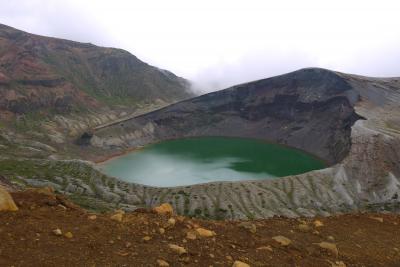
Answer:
[0,23,193,116]
[1,188,400,267]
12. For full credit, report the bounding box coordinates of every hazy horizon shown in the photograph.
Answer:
[1,0,400,92]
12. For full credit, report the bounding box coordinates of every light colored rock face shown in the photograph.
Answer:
[0,185,18,211]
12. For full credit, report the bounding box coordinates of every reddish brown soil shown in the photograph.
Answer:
[1,190,399,267]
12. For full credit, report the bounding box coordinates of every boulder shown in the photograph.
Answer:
[0,185,18,211]
[153,203,174,215]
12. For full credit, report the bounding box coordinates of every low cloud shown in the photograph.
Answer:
[1,0,400,93]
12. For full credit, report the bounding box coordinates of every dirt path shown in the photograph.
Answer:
[0,190,399,266]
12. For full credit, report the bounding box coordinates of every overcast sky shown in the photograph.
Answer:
[1,0,400,91]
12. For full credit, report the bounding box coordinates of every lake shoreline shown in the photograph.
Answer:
[94,147,144,165]
[98,137,327,187]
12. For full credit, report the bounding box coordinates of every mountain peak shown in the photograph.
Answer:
[0,23,194,114]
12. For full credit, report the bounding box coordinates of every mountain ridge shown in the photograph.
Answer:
[0,23,194,115]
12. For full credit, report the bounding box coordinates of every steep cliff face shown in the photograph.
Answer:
[0,23,193,115]
[89,68,362,164]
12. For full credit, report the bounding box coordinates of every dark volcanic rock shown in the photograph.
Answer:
[89,68,363,164]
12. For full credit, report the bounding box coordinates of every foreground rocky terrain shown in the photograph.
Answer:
[1,187,400,266]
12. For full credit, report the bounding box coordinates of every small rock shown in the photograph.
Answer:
[179,256,190,263]
[143,236,152,241]
[256,245,273,252]
[88,215,97,220]
[316,242,338,257]
[195,227,216,237]
[116,251,130,257]
[327,236,335,241]
[168,244,187,255]
[330,261,346,267]
[298,224,311,232]
[226,255,233,261]
[64,232,73,239]
[159,228,165,234]
[153,203,174,215]
[57,204,67,210]
[238,222,257,234]
[53,229,62,236]
[209,253,215,258]
[313,220,324,227]
[167,218,176,228]
[232,260,250,267]
[186,231,197,240]
[369,216,384,223]
[176,216,185,223]
[157,259,170,266]
[110,211,124,222]
[272,236,291,246]
[125,242,132,248]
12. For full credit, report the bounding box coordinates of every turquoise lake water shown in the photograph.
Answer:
[99,137,325,187]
